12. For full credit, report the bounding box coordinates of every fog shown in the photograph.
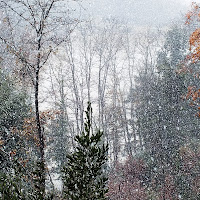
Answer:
[84,0,194,26]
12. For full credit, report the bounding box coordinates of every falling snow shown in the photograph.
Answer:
[0,0,199,199]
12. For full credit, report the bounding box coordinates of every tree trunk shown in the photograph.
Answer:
[35,68,45,199]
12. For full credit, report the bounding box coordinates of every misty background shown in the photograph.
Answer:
[83,0,194,26]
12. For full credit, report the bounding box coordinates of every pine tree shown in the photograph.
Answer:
[132,26,200,199]
[62,102,108,200]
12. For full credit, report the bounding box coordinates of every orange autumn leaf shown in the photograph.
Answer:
[186,11,193,24]
[192,92,198,101]
[192,2,200,10]
[186,86,195,99]
[10,150,16,157]
[190,28,200,48]
[0,140,4,146]
[186,2,200,23]
[186,3,200,62]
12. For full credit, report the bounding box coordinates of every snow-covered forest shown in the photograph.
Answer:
[0,0,200,199]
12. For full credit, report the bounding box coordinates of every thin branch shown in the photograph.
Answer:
[1,1,36,29]
[25,0,38,30]
[0,36,36,85]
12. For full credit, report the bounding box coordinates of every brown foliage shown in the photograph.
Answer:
[107,148,200,200]
[22,109,60,147]
[186,2,200,62]
[181,3,200,116]
[107,157,147,200]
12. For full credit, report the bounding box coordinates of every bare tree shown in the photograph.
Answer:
[0,0,79,198]
[65,33,85,133]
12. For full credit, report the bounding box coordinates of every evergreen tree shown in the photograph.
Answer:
[133,26,199,159]
[132,26,200,198]
[62,102,108,200]
[0,70,35,199]
[0,70,31,171]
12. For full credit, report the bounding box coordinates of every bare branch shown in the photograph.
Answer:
[1,0,36,29]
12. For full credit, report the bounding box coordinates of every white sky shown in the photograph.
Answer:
[82,0,195,26]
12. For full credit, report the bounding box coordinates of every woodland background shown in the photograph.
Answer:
[0,0,200,199]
